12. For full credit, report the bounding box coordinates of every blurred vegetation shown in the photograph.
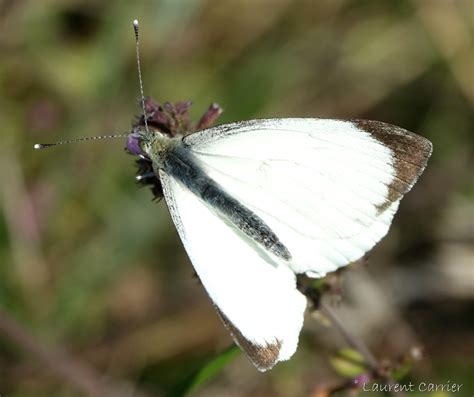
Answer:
[0,0,473,396]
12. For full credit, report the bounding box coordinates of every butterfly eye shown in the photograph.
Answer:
[126,132,145,156]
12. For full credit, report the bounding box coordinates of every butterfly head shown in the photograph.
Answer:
[125,97,190,158]
[124,97,187,201]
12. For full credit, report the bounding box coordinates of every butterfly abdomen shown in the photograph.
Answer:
[161,144,291,261]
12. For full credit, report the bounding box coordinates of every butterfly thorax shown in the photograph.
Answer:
[142,131,183,170]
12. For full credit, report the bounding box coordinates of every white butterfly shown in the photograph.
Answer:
[133,116,432,371]
[35,20,432,372]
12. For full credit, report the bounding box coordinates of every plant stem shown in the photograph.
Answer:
[319,301,406,397]
[0,308,150,397]
[319,302,378,370]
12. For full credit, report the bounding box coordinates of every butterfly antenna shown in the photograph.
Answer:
[34,133,129,150]
[34,21,148,151]
[133,19,149,134]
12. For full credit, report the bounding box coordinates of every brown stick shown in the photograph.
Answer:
[319,302,378,370]
[0,308,149,397]
[319,302,406,397]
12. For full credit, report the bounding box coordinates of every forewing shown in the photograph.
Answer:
[159,170,307,371]
[184,118,432,276]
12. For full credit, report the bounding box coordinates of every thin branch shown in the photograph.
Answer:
[318,301,406,397]
[0,308,150,397]
[319,302,378,370]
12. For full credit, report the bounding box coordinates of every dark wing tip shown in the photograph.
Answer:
[354,119,433,156]
[216,307,282,371]
[354,119,433,211]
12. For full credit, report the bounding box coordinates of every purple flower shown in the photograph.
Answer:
[126,132,144,156]
[125,98,223,200]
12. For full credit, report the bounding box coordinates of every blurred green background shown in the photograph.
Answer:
[0,1,473,396]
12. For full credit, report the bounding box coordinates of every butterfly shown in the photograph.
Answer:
[35,20,432,372]
[125,97,432,371]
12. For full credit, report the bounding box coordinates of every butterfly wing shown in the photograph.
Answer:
[184,118,432,276]
[159,169,307,371]
[159,118,431,370]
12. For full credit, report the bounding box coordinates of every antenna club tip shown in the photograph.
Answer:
[133,19,139,28]
[34,143,43,149]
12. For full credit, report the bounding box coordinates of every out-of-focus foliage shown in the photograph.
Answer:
[330,348,367,379]
[0,1,473,396]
